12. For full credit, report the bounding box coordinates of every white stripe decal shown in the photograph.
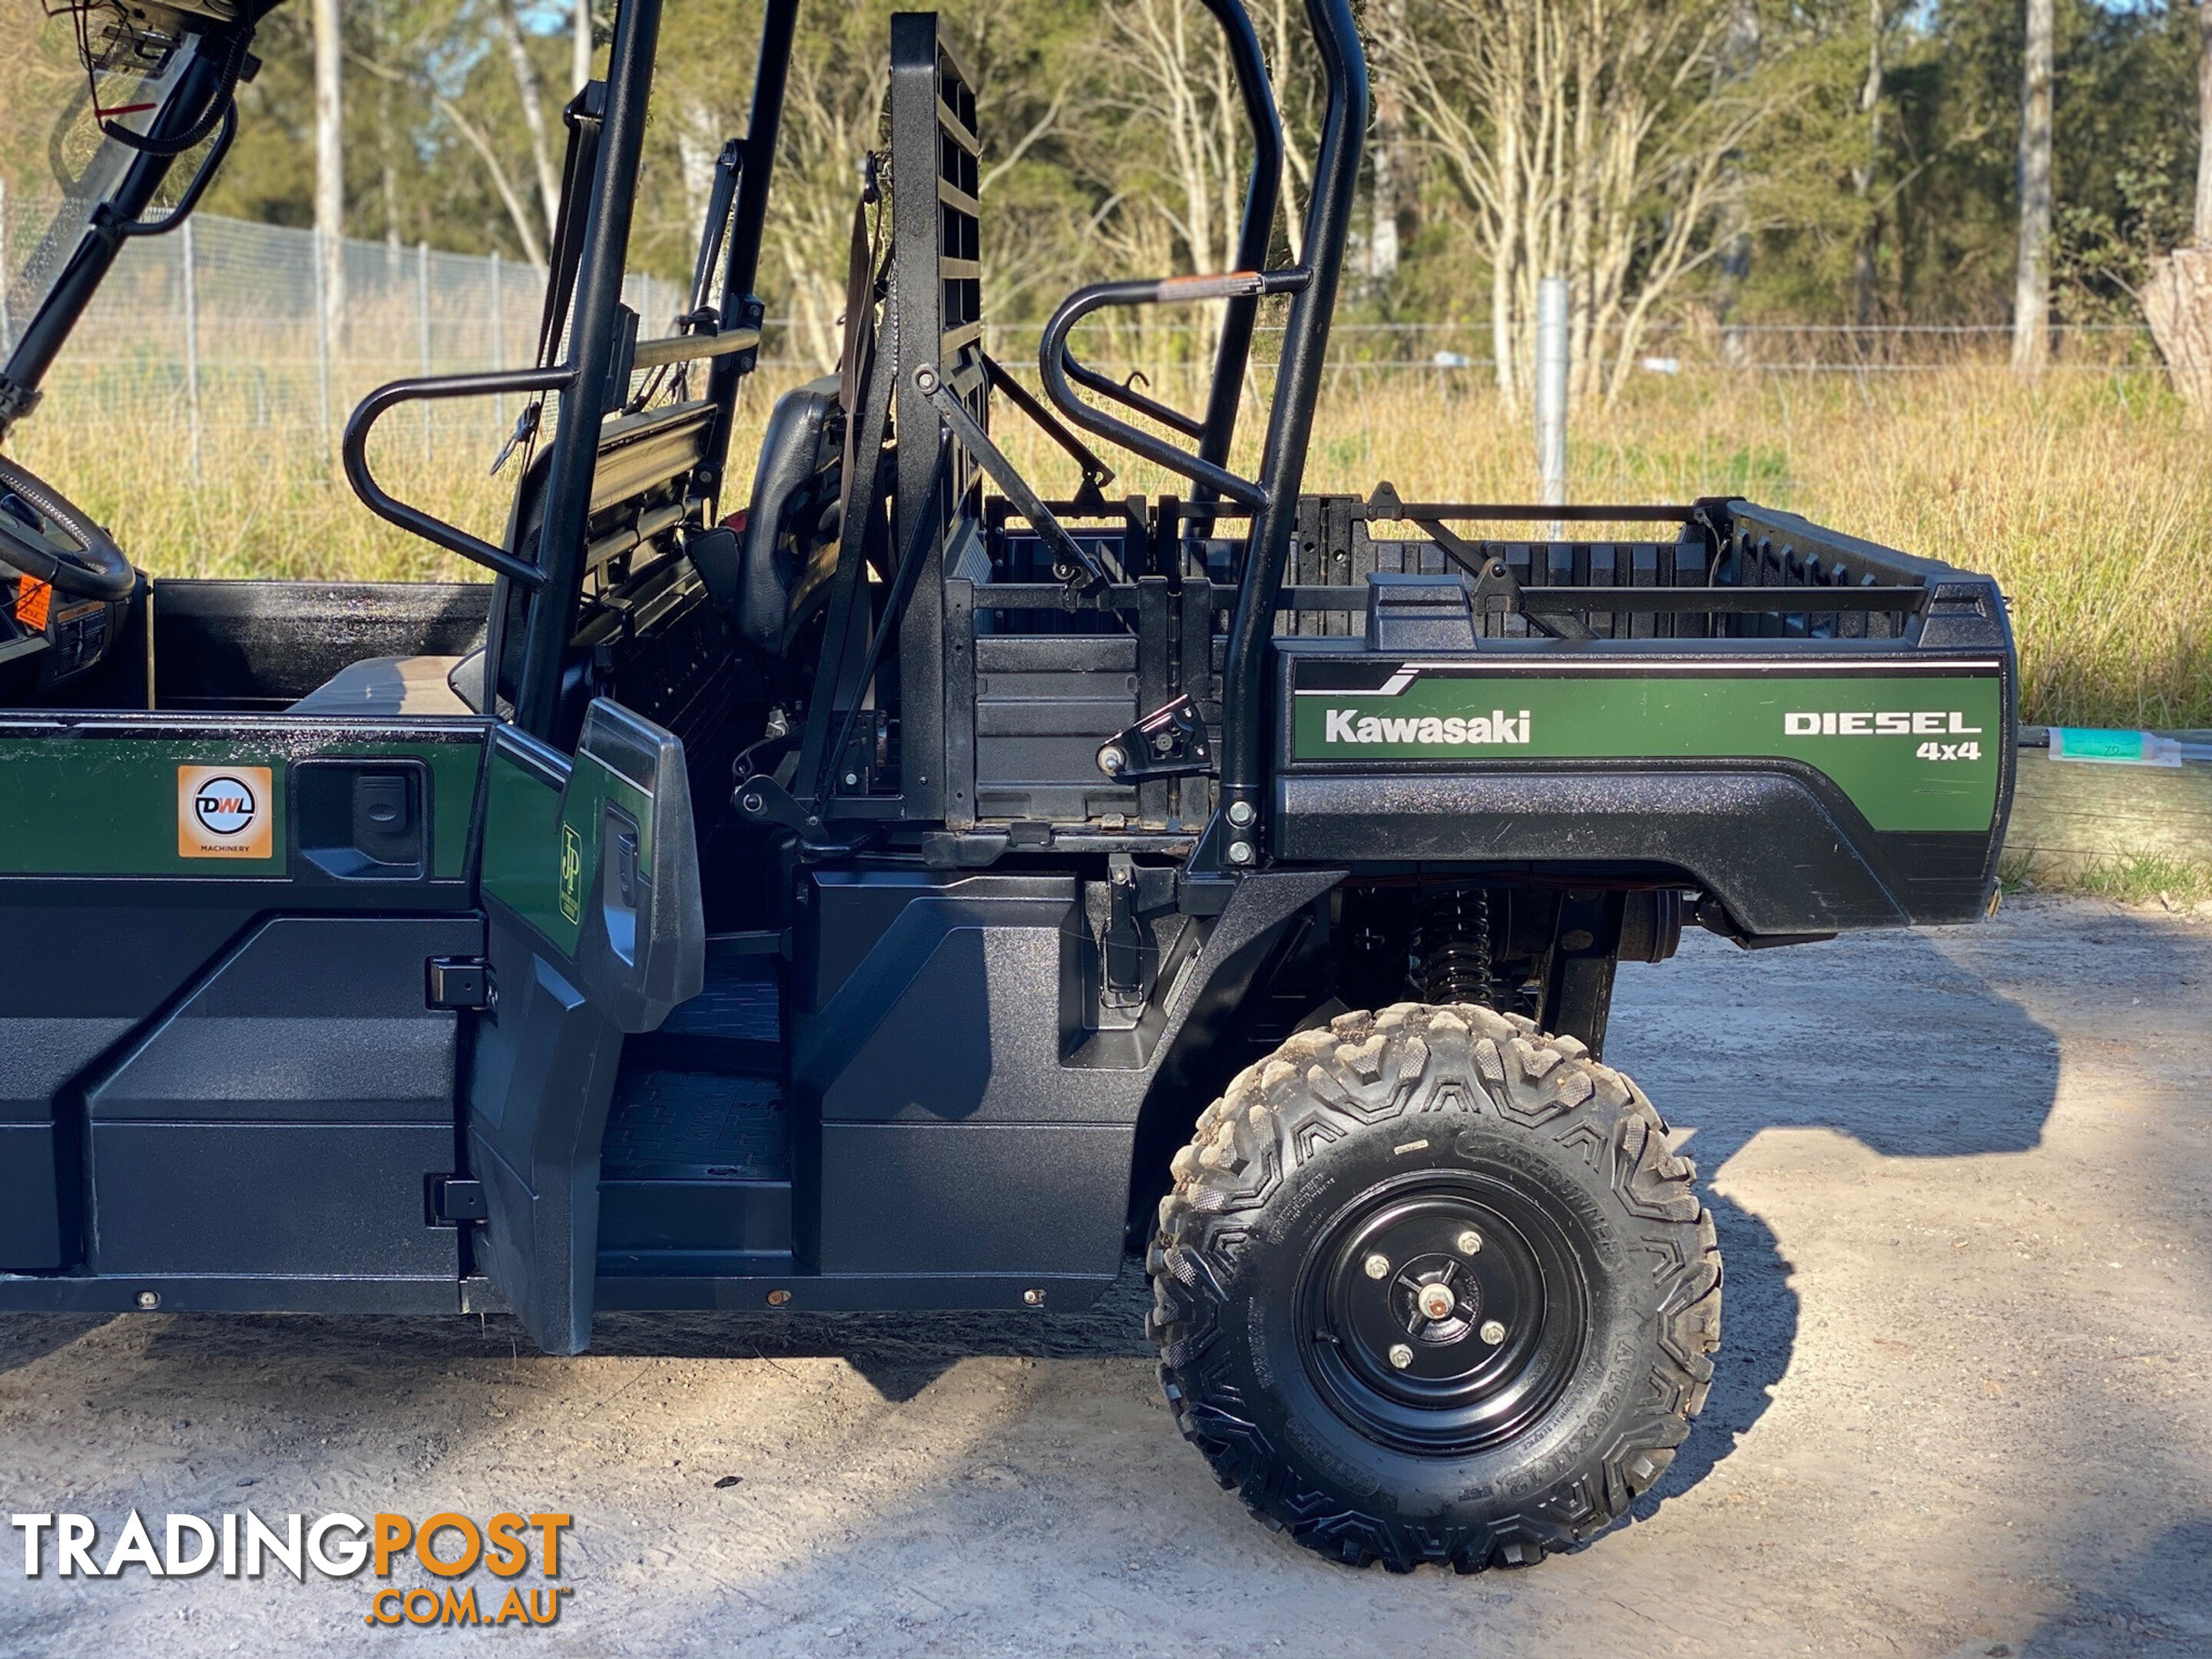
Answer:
[1290,657,2003,694]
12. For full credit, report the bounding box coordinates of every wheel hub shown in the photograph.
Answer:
[1394,1257,1479,1343]
[1298,1179,1588,1455]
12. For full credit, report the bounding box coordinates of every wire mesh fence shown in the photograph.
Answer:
[0,187,704,472]
[0,186,2171,474]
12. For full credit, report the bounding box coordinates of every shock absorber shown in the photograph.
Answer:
[1412,884,1495,1007]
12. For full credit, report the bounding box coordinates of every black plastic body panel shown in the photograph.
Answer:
[90,1122,459,1278]
[1274,767,1947,932]
[795,871,1084,1124]
[0,1126,61,1269]
[599,1179,790,1257]
[86,916,478,1123]
[814,1121,1133,1275]
[0,906,250,1269]
[71,915,480,1282]
[468,921,627,1353]
[783,866,1343,1287]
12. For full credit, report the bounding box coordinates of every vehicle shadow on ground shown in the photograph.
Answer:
[1608,922,2063,1526]
[0,1315,108,1379]
[593,1268,1157,1402]
[2018,1518,2212,1656]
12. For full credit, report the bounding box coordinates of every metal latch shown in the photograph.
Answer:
[1097,694,1211,782]
[426,956,492,1011]
[429,1177,488,1224]
[1102,853,1151,1008]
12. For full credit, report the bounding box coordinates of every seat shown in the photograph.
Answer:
[730,375,841,652]
[287,654,474,717]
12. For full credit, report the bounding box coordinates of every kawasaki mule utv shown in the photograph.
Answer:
[0,0,2014,1571]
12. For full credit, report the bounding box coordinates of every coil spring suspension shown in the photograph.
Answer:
[1412,884,1495,1006]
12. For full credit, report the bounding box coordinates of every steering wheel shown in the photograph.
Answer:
[0,452,135,601]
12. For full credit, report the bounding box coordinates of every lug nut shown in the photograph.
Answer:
[1363,1253,1391,1280]
[1388,1343,1414,1370]
[1456,1230,1483,1255]
[1417,1283,1455,1320]
[1479,1319,1506,1345]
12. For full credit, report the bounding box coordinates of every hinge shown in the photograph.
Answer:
[429,1177,488,1225]
[1096,694,1211,782]
[426,956,492,1012]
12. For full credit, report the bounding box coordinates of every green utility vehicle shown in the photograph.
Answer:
[0,0,2013,1571]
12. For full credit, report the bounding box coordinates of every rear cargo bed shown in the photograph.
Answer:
[1267,495,2015,935]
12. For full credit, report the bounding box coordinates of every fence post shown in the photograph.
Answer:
[312,230,333,450]
[490,248,505,429]
[0,176,11,356]
[182,215,201,481]
[418,240,432,462]
[1535,276,1569,538]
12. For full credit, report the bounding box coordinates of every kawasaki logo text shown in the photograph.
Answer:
[1323,708,1532,745]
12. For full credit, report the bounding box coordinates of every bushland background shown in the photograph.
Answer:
[2,1,2209,750]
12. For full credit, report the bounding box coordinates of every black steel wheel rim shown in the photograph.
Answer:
[1296,1174,1589,1456]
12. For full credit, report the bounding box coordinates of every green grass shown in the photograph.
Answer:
[2002,849,2212,906]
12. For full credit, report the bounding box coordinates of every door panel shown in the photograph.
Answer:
[0,713,487,1288]
[469,700,704,1353]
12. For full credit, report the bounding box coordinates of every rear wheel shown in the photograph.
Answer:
[1148,1002,1720,1571]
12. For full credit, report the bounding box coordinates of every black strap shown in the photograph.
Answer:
[833,192,882,543]
[533,83,608,373]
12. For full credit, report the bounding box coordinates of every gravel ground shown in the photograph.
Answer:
[1,894,2207,1657]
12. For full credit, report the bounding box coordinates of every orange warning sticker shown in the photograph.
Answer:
[14,578,51,633]
[177,764,274,859]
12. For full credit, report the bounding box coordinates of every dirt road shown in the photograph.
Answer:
[1,896,2207,1657]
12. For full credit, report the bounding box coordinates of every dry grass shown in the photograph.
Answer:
[12,359,2208,729]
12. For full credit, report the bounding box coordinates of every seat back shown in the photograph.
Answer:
[735,374,842,651]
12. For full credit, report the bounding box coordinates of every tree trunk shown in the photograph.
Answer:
[2145,249,2212,421]
[2011,0,2053,370]
[1368,0,1406,290]
[492,0,561,239]
[575,0,594,93]
[374,17,399,257]
[314,0,345,349]
[2195,0,2210,247]
[1850,0,1885,346]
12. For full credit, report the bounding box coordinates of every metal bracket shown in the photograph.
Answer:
[1098,694,1212,782]
[429,1177,489,1225]
[426,956,493,1012]
[733,773,859,853]
[1418,516,1596,643]
[916,364,1111,598]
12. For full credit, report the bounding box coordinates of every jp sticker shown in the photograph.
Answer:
[177,765,274,859]
[558,821,583,925]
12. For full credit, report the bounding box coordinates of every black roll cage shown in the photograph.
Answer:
[339,0,1366,868]
[0,4,279,439]
[13,0,1369,866]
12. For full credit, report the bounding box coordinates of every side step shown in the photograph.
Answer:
[597,936,793,1268]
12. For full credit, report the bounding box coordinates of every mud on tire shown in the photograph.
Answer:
[1147,1001,1721,1571]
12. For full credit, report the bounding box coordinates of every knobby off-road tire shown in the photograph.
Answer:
[1148,1002,1721,1571]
